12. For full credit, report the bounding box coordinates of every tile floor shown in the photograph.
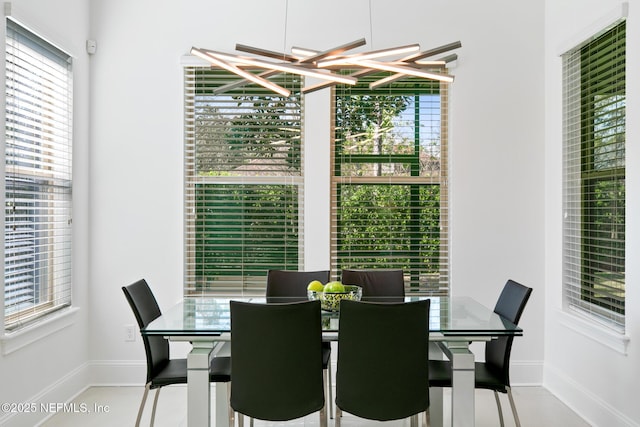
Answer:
[38,385,591,427]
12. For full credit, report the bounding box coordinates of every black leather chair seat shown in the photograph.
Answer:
[152,355,231,388]
[428,359,508,393]
[150,359,189,388]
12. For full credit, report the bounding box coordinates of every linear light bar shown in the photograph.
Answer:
[317,43,421,68]
[235,44,298,62]
[291,46,318,58]
[191,47,291,97]
[212,69,281,94]
[413,60,447,66]
[401,41,462,63]
[202,48,358,85]
[370,55,456,89]
[352,59,454,83]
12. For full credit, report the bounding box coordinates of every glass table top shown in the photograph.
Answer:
[143,296,522,338]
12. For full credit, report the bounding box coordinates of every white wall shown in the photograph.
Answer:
[1,0,548,424]
[0,0,91,426]
[88,0,546,387]
[544,1,640,426]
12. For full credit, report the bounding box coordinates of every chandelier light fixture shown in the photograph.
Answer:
[191,1,461,96]
[191,39,460,96]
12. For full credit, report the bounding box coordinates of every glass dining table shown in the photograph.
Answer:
[143,295,523,427]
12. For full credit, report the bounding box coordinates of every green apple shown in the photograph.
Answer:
[307,280,325,292]
[323,281,345,293]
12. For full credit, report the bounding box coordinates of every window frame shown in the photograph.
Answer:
[330,75,450,295]
[3,18,73,332]
[562,19,625,330]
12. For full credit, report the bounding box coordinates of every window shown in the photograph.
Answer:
[184,68,303,294]
[562,21,625,329]
[331,73,449,294]
[3,19,73,331]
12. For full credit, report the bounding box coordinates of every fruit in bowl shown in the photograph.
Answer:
[307,281,362,311]
[307,280,325,292]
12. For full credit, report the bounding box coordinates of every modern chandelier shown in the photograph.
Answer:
[190,38,460,97]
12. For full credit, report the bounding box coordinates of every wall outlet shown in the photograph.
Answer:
[125,324,136,342]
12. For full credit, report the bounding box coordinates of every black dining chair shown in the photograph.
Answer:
[341,268,405,301]
[335,299,431,426]
[265,269,334,417]
[122,279,233,427]
[429,279,533,427]
[230,299,327,427]
[266,269,330,302]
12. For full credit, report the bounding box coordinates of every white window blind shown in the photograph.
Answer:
[331,73,449,295]
[4,19,73,331]
[562,20,625,329]
[184,67,303,295]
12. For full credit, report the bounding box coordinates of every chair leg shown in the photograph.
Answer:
[227,383,235,427]
[150,387,161,426]
[493,391,505,427]
[506,386,522,427]
[326,366,334,419]
[135,383,151,427]
[424,409,430,427]
[238,414,254,427]
[335,407,342,427]
[410,414,419,427]
[319,402,328,427]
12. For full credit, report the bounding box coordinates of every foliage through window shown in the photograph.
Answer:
[184,68,302,294]
[332,73,449,294]
[3,19,73,331]
[562,20,625,329]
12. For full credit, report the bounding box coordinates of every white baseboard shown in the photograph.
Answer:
[0,362,90,427]
[545,365,639,427]
[88,359,146,386]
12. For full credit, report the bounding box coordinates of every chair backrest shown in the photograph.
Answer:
[341,269,405,301]
[336,299,430,421]
[266,270,330,302]
[485,279,533,388]
[122,279,169,384]
[230,300,325,421]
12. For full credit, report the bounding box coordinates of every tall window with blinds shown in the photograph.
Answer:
[184,68,303,294]
[332,73,449,295]
[4,19,73,331]
[562,21,625,329]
